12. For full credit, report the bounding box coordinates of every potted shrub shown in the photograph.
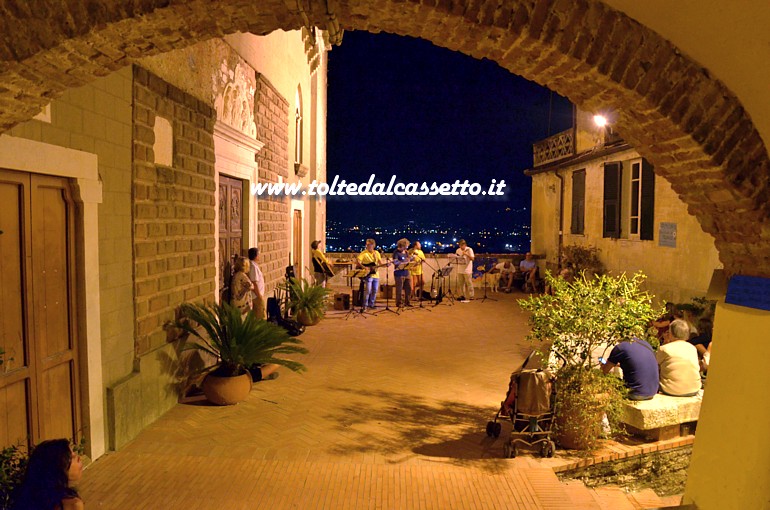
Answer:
[176,301,308,405]
[288,277,332,326]
[0,444,27,509]
[519,271,663,450]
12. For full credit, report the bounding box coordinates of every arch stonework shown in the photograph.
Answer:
[0,0,768,275]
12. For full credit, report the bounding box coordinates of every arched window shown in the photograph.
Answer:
[294,87,303,165]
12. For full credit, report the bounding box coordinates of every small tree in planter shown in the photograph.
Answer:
[288,277,333,326]
[176,302,308,405]
[519,271,663,450]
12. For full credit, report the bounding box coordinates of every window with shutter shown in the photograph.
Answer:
[603,162,622,238]
[571,170,585,235]
[640,159,655,240]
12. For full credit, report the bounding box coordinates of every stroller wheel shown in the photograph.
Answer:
[504,442,517,459]
[540,440,555,458]
[493,422,502,438]
[485,421,494,437]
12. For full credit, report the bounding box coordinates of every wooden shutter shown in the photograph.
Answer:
[603,162,622,238]
[640,159,655,240]
[570,170,585,235]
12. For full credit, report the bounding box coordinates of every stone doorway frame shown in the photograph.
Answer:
[0,134,105,459]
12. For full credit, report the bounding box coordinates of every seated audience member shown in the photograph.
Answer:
[657,319,702,397]
[601,338,659,400]
[652,313,674,342]
[493,260,516,293]
[701,341,713,374]
[545,266,574,295]
[519,252,539,292]
[12,439,84,510]
[688,317,713,358]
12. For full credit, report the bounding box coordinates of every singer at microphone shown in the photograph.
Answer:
[455,239,475,302]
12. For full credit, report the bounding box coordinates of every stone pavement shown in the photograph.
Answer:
[79,292,678,509]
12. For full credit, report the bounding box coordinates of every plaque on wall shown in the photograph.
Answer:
[725,275,770,312]
[659,222,677,248]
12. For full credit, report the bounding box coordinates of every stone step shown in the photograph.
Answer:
[590,486,638,510]
[627,488,668,509]
[563,480,601,508]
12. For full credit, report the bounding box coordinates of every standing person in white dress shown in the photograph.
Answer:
[248,247,266,320]
[455,239,475,302]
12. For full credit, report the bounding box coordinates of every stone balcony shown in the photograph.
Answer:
[532,128,575,167]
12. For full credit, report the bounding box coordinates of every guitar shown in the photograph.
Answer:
[313,255,335,277]
[391,253,415,271]
[362,259,391,276]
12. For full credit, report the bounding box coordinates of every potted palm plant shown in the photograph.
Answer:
[176,301,308,405]
[519,271,662,450]
[288,277,332,326]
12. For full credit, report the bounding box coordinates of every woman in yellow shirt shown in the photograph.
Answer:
[409,241,426,300]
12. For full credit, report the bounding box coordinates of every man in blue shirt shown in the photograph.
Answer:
[601,338,659,400]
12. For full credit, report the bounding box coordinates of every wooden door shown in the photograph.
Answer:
[0,170,79,448]
[218,175,244,300]
[293,209,302,276]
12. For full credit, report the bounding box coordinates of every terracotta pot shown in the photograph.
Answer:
[202,371,252,405]
[297,309,321,326]
[555,392,609,450]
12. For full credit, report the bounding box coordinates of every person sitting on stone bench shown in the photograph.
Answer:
[519,252,540,292]
[657,319,702,397]
[601,337,659,401]
[490,260,517,293]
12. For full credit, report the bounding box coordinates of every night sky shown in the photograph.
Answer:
[326,31,573,244]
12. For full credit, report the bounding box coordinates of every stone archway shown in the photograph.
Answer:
[0,0,768,275]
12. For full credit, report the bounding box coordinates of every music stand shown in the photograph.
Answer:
[433,265,454,307]
[476,262,498,303]
[345,268,374,320]
[374,259,399,316]
[447,254,468,300]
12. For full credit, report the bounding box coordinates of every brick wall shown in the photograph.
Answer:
[255,74,291,292]
[132,66,216,356]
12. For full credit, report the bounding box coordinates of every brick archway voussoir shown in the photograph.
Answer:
[332,0,770,277]
[0,0,768,276]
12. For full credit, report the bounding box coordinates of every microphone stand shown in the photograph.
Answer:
[374,259,399,316]
[345,269,373,320]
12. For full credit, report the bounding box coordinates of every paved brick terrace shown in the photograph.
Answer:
[79,291,682,509]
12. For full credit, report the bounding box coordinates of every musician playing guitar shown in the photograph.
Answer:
[356,238,389,309]
[311,240,334,287]
[393,238,414,308]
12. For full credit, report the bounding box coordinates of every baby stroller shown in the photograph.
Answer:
[485,352,556,458]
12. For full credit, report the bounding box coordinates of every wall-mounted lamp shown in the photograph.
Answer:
[593,115,608,128]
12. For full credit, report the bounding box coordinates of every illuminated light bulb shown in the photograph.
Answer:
[593,115,608,128]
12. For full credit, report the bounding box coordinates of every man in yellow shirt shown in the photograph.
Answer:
[356,238,384,309]
[311,240,331,287]
[409,241,426,299]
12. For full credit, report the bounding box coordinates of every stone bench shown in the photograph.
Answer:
[621,393,702,441]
